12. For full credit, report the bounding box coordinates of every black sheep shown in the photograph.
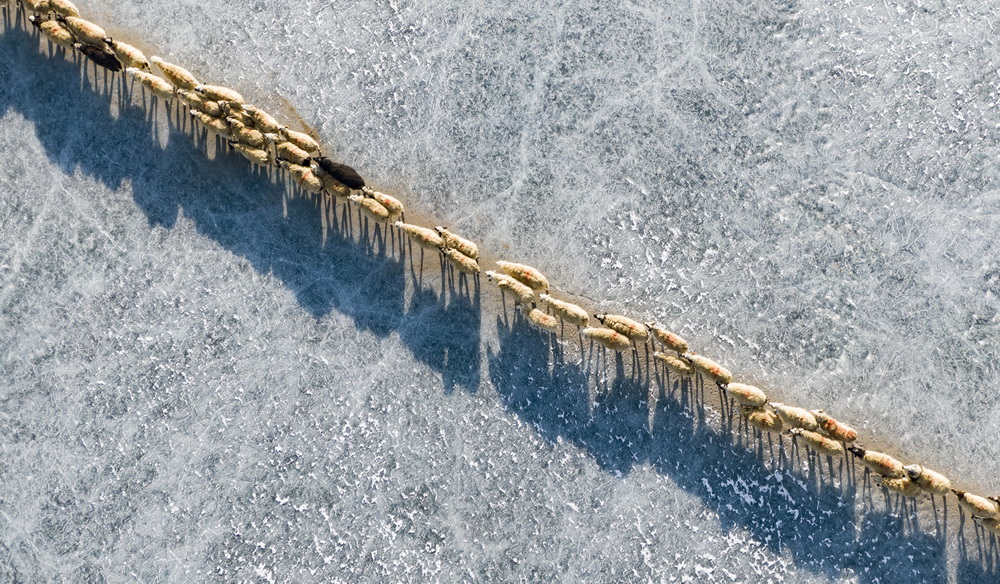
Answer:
[313,157,365,189]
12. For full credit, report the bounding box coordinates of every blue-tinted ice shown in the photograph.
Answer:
[0,1,997,582]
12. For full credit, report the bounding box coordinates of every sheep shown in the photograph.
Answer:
[279,161,323,193]
[495,261,549,293]
[520,305,558,332]
[149,56,199,90]
[810,410,858,443]
[226,117,265,148]
[742,406,783,433]
[594,313,648,342]
[847,446,905,478]
[126,67,174,99]
[47,0,78,17]
[198,100,223,118]
[313,157,365,189]
[242,105,282,134]
[653,352,693,375]
[175,89,217,115]
[220,102,251,125]
[682,353,732,385]
[34,18,75,49]
[951,489,1000,519]
[903,464,952,495]
[276,141,311,165]
[229,142,272,166]
[878,476,923,498]
[361,188,403,221]
[537,293,589,327]
[279,127,320,154]
[645,322,689,353]
[725,382,767,408]
[76,42,122,72]
[60,16,106,47]
[485,271,534,305]
[434,226,479,260]
[581,327,631,352]
[190,110,229,133]
[348,194,389,221]
[196,84,244,106]
[441,247,481,275]
[770,403,819,431]
[788,428,844,456]
[315,171,352,197]
[394,221,445,249]
[21,0,52,15]
[104,38,148,71]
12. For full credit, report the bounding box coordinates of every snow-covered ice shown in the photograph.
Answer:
[1,1,998,582]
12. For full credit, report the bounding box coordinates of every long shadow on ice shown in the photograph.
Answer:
[487,312,950,583]
[0,13,480,389]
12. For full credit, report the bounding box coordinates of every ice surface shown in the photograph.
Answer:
[1,0,999,582]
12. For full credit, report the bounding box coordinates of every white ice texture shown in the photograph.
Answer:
[1,0,999,582]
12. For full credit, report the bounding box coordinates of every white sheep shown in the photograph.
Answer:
[537,293,588,327]
[496,260,549,292]
[150,56,199,90]
[645,322,689,353]
[434,226,479,260]
[394,221,444,249]
[485,271,534,305]
[594,313,648,342]
[441,247,481,275]
[581,327,631,352]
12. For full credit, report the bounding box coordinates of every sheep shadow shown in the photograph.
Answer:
[955,517,999,584]
[0,13,480,384]
[487,311,956,583]
[400,257,482,393]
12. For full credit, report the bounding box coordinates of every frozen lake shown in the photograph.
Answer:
[1,1,998,582]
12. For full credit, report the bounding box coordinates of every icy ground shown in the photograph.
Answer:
[1,0,999,582]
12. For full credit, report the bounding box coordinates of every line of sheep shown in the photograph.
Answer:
[8,0,999,537]
[488,275,1000,533]
[12,0,402,224]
